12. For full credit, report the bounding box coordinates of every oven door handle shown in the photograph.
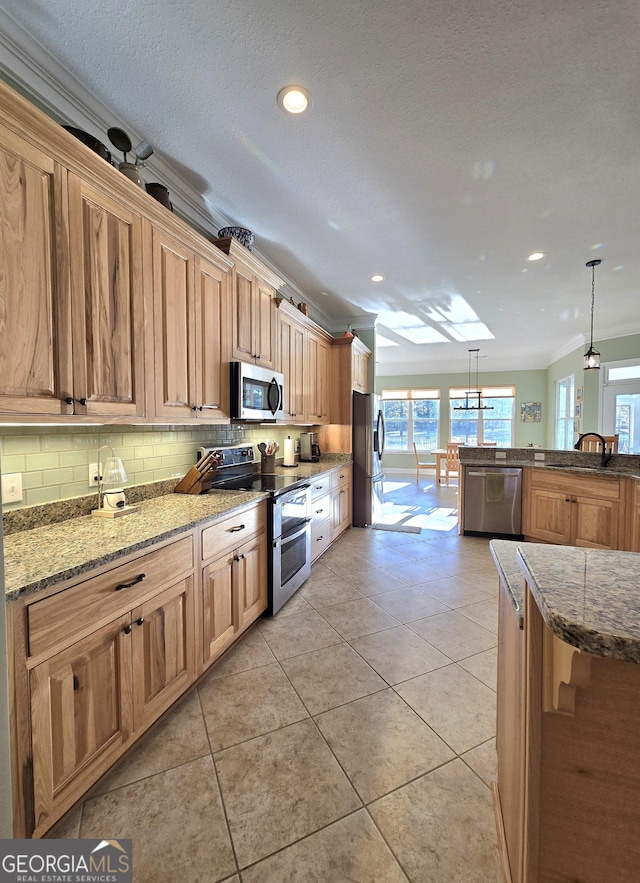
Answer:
[272,518,312,548]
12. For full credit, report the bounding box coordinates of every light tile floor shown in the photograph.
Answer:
[49,476,501,881]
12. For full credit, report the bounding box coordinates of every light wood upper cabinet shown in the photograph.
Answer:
[523,468,625,550]
[68,175,146,418]
[0,123,72,417]
[214,237,283,370]
[277,306,305,420]
[306,329,331,424]
[151,224,231,421]
[352,338,371,393]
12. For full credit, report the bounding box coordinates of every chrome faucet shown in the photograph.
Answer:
[574,432,613,467]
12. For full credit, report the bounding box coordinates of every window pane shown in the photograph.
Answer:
[382,400,409,449]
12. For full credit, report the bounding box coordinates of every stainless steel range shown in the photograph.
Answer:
[197,445,311,615]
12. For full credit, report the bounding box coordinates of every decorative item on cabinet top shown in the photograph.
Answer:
[218,226,255,251]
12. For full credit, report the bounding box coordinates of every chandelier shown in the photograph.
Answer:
[454,348,494,411]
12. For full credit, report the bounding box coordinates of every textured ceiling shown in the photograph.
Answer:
[1,0,639,374]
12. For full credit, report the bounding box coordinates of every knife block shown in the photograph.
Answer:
[174,466,206,494]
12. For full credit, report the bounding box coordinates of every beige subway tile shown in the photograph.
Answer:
[133,470,155,484]
[41,434,73,452]
[153,467,174,481]
[99,433,124,449]
[161,454,182,468]
[43,467,75,485]
[74,464,93,483]
[27,486,61,506]
[59,450,89,468]
[63,481,93,499]
[1,453,26,473]
[134,445,155,459]
[72,433,100,450]
[23,471,44,489]
[1,435,41,454]
[26,452,59,471]
[143,457,163,471]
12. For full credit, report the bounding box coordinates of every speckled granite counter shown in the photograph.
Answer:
[3,489,266,601]
[459,446,640,478]
[490,539,640,663]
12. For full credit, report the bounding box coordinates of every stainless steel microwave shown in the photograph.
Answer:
[230,361,284,421]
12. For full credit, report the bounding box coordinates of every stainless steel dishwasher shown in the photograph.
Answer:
[463,466,523,536]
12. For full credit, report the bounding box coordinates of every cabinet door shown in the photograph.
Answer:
[307,331,331,423]
[573,496,620,549]
[68,175,146,417]
[30,615,132,829]
[152,226,197,420]
[202,553,237,666]
[496,581,525,883]
[131,577,196,731]
[231,263,255,362]
[254,280,276,369]
[331,484,352,540]
[0,124,72,416]
[235,532,268,631]
[194,255,230,420]
[525,488,572,544]
[277,311,305,420]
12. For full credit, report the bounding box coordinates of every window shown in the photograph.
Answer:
[449,386,515,446]
[603,360,640,453]
[381,389,440,451]
[555,375,575,450]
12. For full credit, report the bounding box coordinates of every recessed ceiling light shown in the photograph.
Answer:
[277,85,311,115]
[370,274,384,282]
[527,252,545,261]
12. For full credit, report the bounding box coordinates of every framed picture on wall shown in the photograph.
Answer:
[575,403,582,418]
[520,402,541,423]
[573,418,581,433]
[576,386,583,403]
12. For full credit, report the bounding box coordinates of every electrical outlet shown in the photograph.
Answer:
[1,472,23,503]
[89,463,100,486]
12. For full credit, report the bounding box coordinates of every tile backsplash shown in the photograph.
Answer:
[0,424,299,510]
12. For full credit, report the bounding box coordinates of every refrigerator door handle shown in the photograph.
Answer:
[376,410,385,459]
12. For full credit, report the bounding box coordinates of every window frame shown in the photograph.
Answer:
[380,389,440,452]
[555,374,575,450]
[448,386,515,446]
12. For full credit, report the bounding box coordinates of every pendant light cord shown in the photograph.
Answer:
[589,263,596,348]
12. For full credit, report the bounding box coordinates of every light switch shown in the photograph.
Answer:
[1,472,23,503]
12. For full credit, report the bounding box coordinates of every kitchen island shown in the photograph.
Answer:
[490,540,640,883]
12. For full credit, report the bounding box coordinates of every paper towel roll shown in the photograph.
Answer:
[283,437,296,467]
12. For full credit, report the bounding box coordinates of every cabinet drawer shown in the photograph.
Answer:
[312,517,332,561]
[331,465,352,490]
[311,493,331,523]
[310,474,332,499]
[28,535,194,660]
[201,502,265,562]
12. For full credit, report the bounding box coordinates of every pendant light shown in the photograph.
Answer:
[454,348,493,410]
[584,259,601,371]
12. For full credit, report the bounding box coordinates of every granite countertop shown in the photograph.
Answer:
[458,446,640,478]
[3,490,267,602]
[491,540,640,663]
[3,457,353,602]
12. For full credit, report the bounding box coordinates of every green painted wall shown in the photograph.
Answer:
[546,333,640,447]
[376,369,547,470]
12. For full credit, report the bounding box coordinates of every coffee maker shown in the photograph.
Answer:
[299,432,321,462]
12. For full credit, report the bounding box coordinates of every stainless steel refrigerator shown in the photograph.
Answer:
[352,391,385,526]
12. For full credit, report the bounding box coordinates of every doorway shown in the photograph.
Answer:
[601,361,640,454]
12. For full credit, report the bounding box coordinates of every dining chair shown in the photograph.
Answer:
[445,442,460,485]
[412,443,434,483]
[581,434,619,453]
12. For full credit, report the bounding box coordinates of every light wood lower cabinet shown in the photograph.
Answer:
[495,585,640,882]
[22,535,196,836]
[522,468,625,549]
[330,466,352,541]
[201,503,268,670]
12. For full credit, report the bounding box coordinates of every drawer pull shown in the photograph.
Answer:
[115,573,146,591]
[317,535,324,541]
[234,553,246,562]
[136,617,145,626]
[315,508,324,514]
[229,524,245,533]
[315,485,323,490]
[123,624,132,635]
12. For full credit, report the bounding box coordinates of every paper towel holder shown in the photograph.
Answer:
[283,435,298,468]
